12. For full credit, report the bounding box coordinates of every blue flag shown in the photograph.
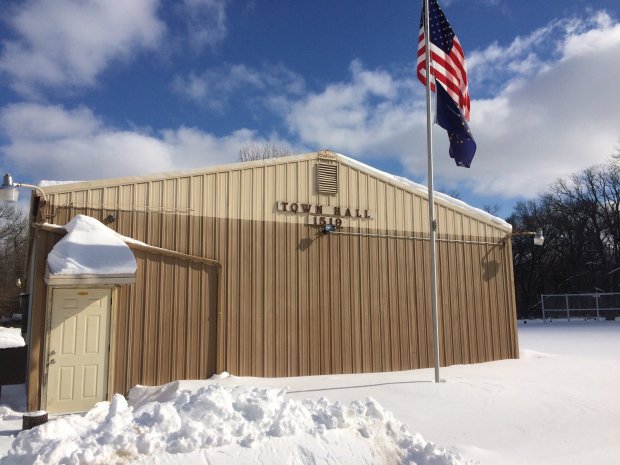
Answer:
[435,82,476,168]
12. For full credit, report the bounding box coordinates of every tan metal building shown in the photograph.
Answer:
[25,151,518,413]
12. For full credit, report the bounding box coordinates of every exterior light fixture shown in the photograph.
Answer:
[533,228,544,246]
[505,228,544,246]
[321,224,337,234]
[0,174,19,202]
[0,173,47,203]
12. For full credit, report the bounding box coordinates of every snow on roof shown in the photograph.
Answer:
[337,154,512,231]
[38,180,84,187]
[47,215,136,277]
[0,327,25,350]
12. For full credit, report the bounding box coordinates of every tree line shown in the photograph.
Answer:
[507,155,620,318]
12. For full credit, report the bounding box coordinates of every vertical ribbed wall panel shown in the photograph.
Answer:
[115,250,218,394]
[209,218,518,377]
[34,155,518,396]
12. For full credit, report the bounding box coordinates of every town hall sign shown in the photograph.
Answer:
[277,201,372,227]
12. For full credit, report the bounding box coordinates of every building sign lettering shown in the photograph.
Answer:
[277,201,372,226]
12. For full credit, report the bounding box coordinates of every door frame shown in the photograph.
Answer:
[42,285,117,412]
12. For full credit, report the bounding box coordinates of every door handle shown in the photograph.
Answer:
[49,359,56,364]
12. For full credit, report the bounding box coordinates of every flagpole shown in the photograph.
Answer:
[423,0,441,383]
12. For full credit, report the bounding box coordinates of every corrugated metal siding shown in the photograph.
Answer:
[203,218,515,377]
[113,251,218,394]
[33,155,517,389]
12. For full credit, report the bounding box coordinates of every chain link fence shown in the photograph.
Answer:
[541,292,620,321]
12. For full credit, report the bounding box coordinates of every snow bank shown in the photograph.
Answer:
[0,327,25,349]
[1,384,466,465]
[0,406,22,422]
[46,215,136,276]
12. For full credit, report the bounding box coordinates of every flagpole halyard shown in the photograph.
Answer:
[422,0,442,384]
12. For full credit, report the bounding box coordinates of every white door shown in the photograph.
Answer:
[46,288,111,414]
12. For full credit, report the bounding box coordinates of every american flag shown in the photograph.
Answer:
[417,0,471,121]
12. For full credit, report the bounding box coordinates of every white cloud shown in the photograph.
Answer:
[0,0,164,95]
[173,63,305,110]
[283,12,620,199]
[286,61,421,156]
[560,11,618,57]
[438,11,620,197]
[466,21,562,95]
[2,7,617,206]
[0,103,261,182]
[467,12,617,97]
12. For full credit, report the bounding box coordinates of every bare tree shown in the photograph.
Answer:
[508,155,620,317]
[482,203,501,215]
[238,141,293,162]
[0,204,28,320]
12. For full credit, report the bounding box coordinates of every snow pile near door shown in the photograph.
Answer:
[1,384,465,465]
[0,327,25,349]
[47,215,136,276]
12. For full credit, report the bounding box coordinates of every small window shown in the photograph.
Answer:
[316,163,338,195]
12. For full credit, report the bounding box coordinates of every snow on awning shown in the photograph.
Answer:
[45,215,136,286]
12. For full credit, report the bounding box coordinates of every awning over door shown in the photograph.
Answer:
[45,215,136,286]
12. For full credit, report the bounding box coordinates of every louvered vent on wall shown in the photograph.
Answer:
[316,163,338,195]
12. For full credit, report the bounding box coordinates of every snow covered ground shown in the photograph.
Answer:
[1,320,618,464]
[0,327,25,349]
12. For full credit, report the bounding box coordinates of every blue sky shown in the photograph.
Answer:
[1,0,619,218]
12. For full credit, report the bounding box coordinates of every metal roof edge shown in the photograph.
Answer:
[37,151,323,194]
[36,150,512,231]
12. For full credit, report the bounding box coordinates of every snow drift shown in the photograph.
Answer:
[1,383,465,465]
